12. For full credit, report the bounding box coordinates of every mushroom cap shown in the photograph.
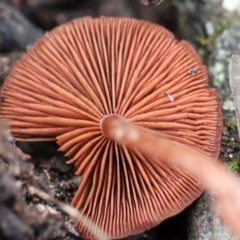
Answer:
[0,17,222,238]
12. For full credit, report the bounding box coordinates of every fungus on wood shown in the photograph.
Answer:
[0,17,222,239]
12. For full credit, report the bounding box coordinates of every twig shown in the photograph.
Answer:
[28,185,110,240]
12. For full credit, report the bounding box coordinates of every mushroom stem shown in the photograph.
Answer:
[100,114,213,181]
[101,114,240,238]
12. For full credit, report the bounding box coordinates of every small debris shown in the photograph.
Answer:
[35,203,46,212]
[43,169,51,180]
[138,0,164,6]
[189,68,199,75]
[164,92,174,102]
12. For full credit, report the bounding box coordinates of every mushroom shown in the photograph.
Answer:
[0,17,222,239]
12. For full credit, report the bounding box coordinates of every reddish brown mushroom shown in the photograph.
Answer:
[0,17,222,238]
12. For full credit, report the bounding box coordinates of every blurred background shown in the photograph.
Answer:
[0,0,222,50]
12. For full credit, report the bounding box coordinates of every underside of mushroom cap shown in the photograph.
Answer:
[0,17,222,239]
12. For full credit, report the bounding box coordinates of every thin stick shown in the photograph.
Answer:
[28,185,110,240]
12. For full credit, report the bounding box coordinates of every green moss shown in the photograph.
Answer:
[227,158,240,172]
[229,122,238,131]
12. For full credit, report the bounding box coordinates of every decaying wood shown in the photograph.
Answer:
[229,55,240,138]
